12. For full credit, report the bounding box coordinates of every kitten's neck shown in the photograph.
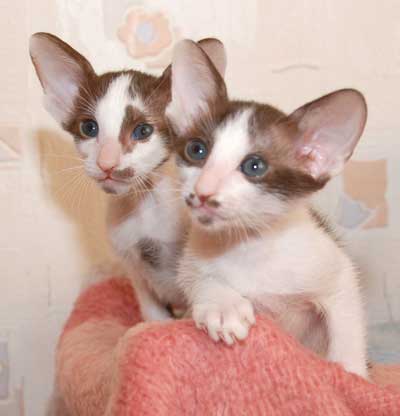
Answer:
[188,203,311,258]
[107,157,178,228]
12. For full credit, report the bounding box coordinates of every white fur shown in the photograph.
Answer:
[74,74,169,195]
[181,111,287,230]
[195,109,252,197]
[119,132,168,176]
[30,33,228,323]
[108,173,186,320]
[176,109,367,378]
[96,75,142,143]
[179,206,367,377]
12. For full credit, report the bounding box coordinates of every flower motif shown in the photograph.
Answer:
[337,160,388,229]
[118,8,173,59]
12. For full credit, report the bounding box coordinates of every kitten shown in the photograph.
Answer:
[29,33,226,320]
[166,40,368,378]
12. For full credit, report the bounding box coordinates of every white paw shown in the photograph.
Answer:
[193,296,255,345]
[343,363,369,379]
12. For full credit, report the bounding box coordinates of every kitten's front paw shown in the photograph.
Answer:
[343,363,369,379]
[193,296,255,345]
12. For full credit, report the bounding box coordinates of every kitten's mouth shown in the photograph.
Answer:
[97,177,132,195]
[98,177,130,185]
[191,205,223,226]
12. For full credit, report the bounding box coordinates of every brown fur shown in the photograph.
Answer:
[172,98,326,202]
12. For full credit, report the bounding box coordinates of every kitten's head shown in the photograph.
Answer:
[166,40,367,231]
[30,33,226,195]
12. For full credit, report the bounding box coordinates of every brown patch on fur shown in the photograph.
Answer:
[172,99,327,202]
[112,167,135,180]
[64,71,122,137]
[119,105,147,152]
[35,33,173,151]
[134,69,172,150]
[245,105,328,199]
[63,70,171,144]
[309,208,340,243]
[262,167,326,198]
[206,199,220,208]
[171,101,255,167]
[107,158,185,230]
[137,238,162,268]
[107,192,145,228]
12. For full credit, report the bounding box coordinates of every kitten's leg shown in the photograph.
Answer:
[188,277,255,345]
[322,267,367,378]
[130,272,172,322]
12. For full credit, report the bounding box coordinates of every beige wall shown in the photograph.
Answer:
[0,1,399,414]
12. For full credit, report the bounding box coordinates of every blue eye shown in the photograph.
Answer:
[185,139,208,161]
[241,156,268,178]
[132,123,154,140]
[79,119,98,138]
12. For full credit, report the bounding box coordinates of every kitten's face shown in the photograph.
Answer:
[65,71,171,195]
[166,40,367,232]
[174,103,325,230]
[30,33,226,195]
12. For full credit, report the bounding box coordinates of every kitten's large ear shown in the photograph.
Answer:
[285,89,367,180]
[196,38,227,78]
[165,39,228,135]
[29,32,95,124]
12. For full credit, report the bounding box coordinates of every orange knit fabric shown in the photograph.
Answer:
[55,278,400,415]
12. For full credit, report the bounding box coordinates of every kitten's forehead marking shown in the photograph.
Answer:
[95,74,144,143]
[195,108,253,196]
[213,108,253,164]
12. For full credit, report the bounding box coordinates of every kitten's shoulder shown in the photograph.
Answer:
[308,207,341,244]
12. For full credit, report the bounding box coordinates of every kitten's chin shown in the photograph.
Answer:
[192,212,226,232]
[98,180,132,195]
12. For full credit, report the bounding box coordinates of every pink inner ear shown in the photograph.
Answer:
[30,34,91,124]
[166,39,225,135]
[296,143,330,180]
[290,89,367,180]
[197,38,227,78]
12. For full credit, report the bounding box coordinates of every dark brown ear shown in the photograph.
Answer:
[165,39,228,135]
[283,89,367,180]
[29,32,95,123]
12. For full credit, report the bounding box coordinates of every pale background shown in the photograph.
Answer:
[1,0,399,414]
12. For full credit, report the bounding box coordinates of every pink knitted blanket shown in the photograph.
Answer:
[54,277,400,415]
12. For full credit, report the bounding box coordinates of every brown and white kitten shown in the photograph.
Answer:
[166,40,368,378]
[29,33,226,320]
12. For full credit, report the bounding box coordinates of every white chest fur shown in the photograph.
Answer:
[108,174,186,308]
[187,207,347,298]
[179,206,367,377]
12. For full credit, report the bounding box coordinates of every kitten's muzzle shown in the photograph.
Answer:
[111,167,135,180]
[98,167,134,184]
[185,192,220,210]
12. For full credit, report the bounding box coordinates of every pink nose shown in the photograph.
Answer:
[197,194,211,204]
[97,141,121,172]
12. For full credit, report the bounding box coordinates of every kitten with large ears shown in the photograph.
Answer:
[167,40,368,377]
[30,33,227,321]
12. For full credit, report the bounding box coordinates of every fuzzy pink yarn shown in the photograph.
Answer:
[55,277,400,415]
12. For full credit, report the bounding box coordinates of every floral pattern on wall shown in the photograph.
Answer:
[118,8,173,58]
[117,6,180,69]
[337,160,388,229]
